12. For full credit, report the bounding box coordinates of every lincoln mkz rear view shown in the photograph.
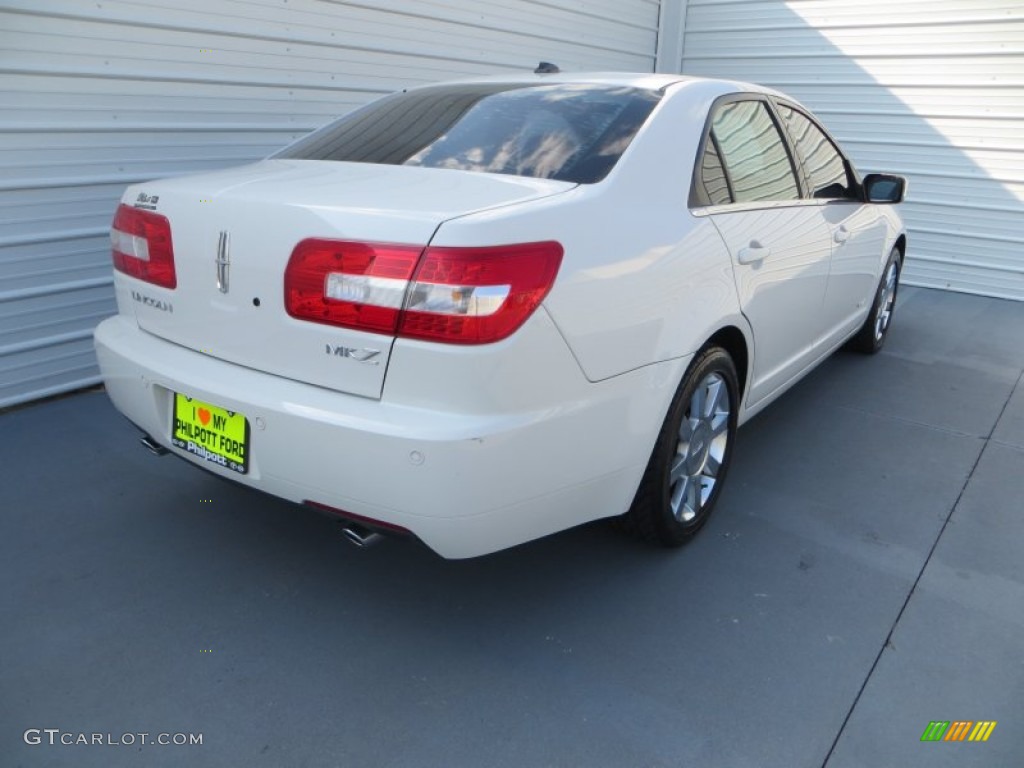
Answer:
[95,72,907,558]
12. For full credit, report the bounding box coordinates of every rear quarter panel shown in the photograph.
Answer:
[431,81,749,384]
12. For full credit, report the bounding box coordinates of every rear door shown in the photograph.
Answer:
[775,102,889,341]
[694,97,832,406]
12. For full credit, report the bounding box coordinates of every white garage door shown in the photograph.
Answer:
[679,0,1024,300]
[0,0,660,408]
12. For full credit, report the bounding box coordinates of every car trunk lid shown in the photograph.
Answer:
[120,159,574,399]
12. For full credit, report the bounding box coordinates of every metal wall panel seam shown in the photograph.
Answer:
[906,254,1024,274]
[1,8,651,68]
[910,228,1024,246]
[0,278,115,303]
[0,123,315,132]
[0,329,98,358]
[0,377,102,410]
[0,229,109,249]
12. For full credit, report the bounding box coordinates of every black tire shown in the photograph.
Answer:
[849,247,901,354]
[623,346,739,546]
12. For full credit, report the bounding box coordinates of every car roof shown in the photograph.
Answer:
[405,71,783,97]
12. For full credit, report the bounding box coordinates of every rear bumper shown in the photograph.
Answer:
[94,314,688,558]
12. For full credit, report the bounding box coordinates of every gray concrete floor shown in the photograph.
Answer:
[2,286,1022,768]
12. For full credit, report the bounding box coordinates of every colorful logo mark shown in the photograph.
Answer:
[921,721,996,742]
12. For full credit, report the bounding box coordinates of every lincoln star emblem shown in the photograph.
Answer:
[216,231,230,293]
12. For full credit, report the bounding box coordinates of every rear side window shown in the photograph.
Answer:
[700,138,732,206]
[699,100,801,204]
[276,84,662,184]
[777,105,857,200]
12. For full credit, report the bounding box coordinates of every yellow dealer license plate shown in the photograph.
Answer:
[172,393,249,474]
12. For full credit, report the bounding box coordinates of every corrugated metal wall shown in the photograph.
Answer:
[8,0,1019,407]
[0,0,660,408]
[679,0,1024,300]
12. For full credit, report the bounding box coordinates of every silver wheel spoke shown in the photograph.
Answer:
[670,476,689,518]
[875,263,898,340]
[707,378,726,418]
[668,370,732,525]
[670,453,687,484]
[699,477,713,506]
[678,417,694,442]
[704,451,721,478]
[689,385,706,421]
[682,478,698,522]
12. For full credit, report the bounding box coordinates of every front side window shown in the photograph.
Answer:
[706,100,801,204]
[777,105,857,200]
[275,83,662,184]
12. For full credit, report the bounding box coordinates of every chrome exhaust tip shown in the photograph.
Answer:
[341,524,383,549]
[140,434,169,456]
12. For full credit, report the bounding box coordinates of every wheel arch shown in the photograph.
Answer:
[705,324,750,403]
[894,233,907,261]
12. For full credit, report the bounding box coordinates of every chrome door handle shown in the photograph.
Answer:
[834,226,850,244]
[737,241,771,264]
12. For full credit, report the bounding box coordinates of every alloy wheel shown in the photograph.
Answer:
[669,372,731,523]
[875,261,898,341]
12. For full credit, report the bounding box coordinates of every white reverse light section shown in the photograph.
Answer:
[325,274,407,308]
[111,228,150,261]
[405,282,511,316]
[325,273,511,317]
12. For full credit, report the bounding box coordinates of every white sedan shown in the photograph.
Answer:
[94,72,907,558]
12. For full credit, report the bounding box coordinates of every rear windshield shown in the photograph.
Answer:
[275,83,662,184]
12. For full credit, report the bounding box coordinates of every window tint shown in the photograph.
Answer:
[701,137,732,206]
[777,105,856,200]
[708,100,800,203]
[276,84,662,184]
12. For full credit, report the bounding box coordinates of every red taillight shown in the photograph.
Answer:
[284,239,563,345]
[399,242,563,344]
[110,204,176,288]
[284,240,423,334]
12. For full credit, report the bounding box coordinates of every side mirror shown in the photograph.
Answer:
[863,173,907,204]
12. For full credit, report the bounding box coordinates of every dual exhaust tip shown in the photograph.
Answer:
[340,524,384,549]
[140,434,169,456]
[140,432,385,549]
